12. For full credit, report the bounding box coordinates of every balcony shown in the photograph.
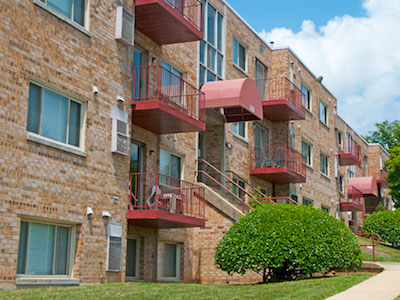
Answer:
[338,139,361,166]
[257,77,305,122]
[128,173,205,228]
[132,65,205,134]
[250,144,306,184]
[377,169,388,185]
[135,0,203,45]
[340,185,364,212]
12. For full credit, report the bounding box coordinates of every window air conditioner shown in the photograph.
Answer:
[115,6,134,45]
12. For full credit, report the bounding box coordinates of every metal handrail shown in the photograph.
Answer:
[355,232,381,262]
[164,0,203,31]
[196,159,261,212]
[226,170,297,205]
[338,138,361,161]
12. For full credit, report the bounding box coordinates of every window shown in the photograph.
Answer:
[161,61,184,105]
[232,122,246,139]
[347,165,355,179]
[302,141,312,167]
[289,127,296,150]
[158,242,181,280]
[254,124,268,148]
[319,101,328,126]
[303,198,313,206]
[290,65,297,85]
[363,156,368,176]
[160,149,182,179]
[255,60,268,99]
[133,47,148,100]
[339,175,344,193]
[126,238,140,280]
[199,1,224,84]
[338,131,343,150]
[106,223,122,272]
[38,0,87,27]
[27,83,84,148]
[232,177,246,199]
[320,152,329,176]
[321,206,330,213]
[17,221,73,275]
[233,38,246,71]
[301,85,311,111]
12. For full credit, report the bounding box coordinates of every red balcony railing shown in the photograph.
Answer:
[340,185,364,211]
[135,0,203,44]
[128,173,205,227]
[338,138,361,165]
[164,0,203,32]
[132,65,205,133]
[377,168,388,184]
[256,77,305,121]
[250,144,306,183]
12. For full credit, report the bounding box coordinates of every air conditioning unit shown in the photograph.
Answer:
[115,6,134,45]
[111,107,129,155]
[106,223,122,272]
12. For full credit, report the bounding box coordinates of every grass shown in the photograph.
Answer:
[0,275,372,300]
[358,236,400,263]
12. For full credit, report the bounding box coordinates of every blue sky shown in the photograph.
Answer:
[226,0,365,32]
[226,0,400,135]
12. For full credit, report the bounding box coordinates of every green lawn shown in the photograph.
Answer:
[0,275,372,300]
[358,236,400,263]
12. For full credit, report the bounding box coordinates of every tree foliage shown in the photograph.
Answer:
[363,120,400,152]
[215,204,362,283]
[387,144,400,207]
[362,210,400,248]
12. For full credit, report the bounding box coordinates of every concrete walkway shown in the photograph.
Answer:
[327,262,400,300]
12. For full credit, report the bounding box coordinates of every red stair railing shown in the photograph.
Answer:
[196,159,261,213]
[355,232,381,262]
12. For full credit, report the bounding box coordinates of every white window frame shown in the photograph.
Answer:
[232,176,246,200]
[319,100,328,126]
[232,122,247,140]
[33,0,90,34]
[199,1,224,84]
[126,238,140,281]
[347,165,355,180]
[17,219,76,278]
[157,242,181,281]
[301,84,312,112]
[320,152,329,177]
[27,82,86,155]
[302,140,312,167]
[233,38,247,73]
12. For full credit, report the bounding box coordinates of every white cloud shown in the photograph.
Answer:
[259,0,400,134]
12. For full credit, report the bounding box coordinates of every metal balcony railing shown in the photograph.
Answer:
[164,0,203,32]
[338,138,361,161]
[256,77,305,113]
[340,185,364,210]
[251,144,306,178]
[133,65,205,122]
[129,173,205,220]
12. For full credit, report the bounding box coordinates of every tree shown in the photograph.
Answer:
[362,209,400,248]
[215,204,362,283]
[387,144,400,208]
[363,120,400,152]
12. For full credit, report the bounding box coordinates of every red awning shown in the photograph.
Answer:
[348,177,379,197]
[201,78,263,122]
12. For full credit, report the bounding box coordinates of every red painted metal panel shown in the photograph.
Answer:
[377,169,388,184]
[201,78,263,122]
[135,0,203,45]
[132,65,205,134]
[349,177,379,197]
[340,185,364,211]
[128,173,205,228]
[257,77,305,122]
[338,138,361,166]
[250,144,306,184]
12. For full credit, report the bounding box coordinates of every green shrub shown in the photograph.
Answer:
[362,210,400,247]
[215,204,362,283]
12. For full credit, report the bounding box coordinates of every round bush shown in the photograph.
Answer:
[362,210,400,247]
[215,204,362,282]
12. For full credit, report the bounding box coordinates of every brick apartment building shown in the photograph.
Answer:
[0,0,392,289]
